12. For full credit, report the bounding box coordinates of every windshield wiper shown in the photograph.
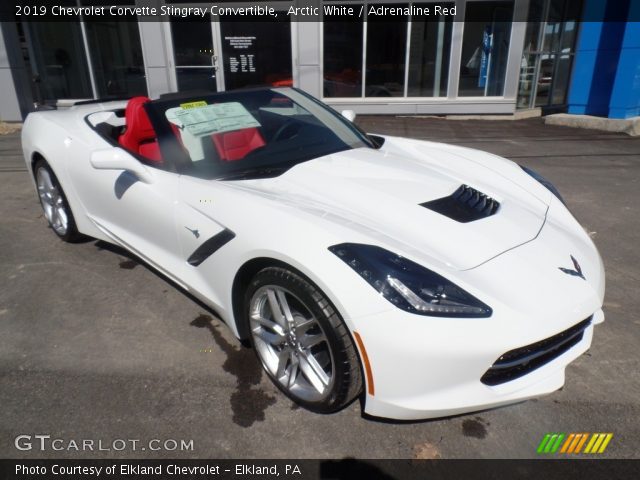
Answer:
[217,166,289,181]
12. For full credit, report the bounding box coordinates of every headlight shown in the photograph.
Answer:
[329,243,492,318]
[521,165,566,205]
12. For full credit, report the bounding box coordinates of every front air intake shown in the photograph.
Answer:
[480,317,592,386]
[421,185,499,223]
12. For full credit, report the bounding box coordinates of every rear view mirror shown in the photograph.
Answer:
[90,148,154,184]
[341,110,356,122]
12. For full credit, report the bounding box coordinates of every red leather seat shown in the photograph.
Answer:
[212,128,266,162]
[119,96,162,163]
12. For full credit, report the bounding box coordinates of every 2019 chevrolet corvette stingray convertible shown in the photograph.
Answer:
[21,87,605,420]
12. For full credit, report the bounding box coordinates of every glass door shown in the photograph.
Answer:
[170,16,223,92]
[216,14,292,90]
[517,0,583,110]
[170,9,293,94]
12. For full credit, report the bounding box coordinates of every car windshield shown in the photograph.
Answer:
[145,87,373,180]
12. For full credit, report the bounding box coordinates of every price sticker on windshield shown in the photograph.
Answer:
[179,100,208,109]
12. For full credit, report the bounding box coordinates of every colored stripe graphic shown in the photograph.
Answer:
[550,434,565,453]
[598,433,614,453]
[539,433,613,454]
[584,433,614,454]
[537,433,565,453]
[567,433,582,453]
[574,433,589,453]
[537,434,552,453]
[560,433,575,453]
[584,434,598,453]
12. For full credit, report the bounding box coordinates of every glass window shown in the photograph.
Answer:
[365,4,408,97]
[24,21,93,103]
[535,54,554,106]
[531,0,582,108]
[517,53,537,107]
[323,13,363,97]
[559,0,582,52]
[84,20,147,97]
[407,5,453,97]
[458,1,514,97]
[219,16,292,90]
[551,54,572,104]
[170,18,217,92]
[174,68,217,92]
[542,0,566,52]
[517,0,544,107]
[171,18,214,67]
[523,0,545,53]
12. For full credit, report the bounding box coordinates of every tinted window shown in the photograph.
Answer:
[323,15,363,97]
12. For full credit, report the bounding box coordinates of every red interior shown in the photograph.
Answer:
[119,96,162,163]
[212,128,266,162]
[119,97,265,164]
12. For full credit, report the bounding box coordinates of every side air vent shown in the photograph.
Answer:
[421,185,499,223]
[187,229,235,267]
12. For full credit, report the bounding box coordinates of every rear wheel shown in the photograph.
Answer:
[34,159,81,242]
[245,266,363,413]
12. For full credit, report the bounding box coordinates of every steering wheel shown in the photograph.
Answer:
[272,120,300,143]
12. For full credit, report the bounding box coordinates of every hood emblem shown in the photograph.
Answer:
[185,226,200,238]
[559,255,585,280]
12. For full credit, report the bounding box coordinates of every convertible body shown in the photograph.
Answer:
[22,88,604,420]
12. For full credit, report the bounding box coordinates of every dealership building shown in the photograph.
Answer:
[1,0,638,121]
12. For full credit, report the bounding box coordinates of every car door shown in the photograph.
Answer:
[67,140,185,286]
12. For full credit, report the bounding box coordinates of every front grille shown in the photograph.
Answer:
[421,185,500,223]
[481,317,592,386]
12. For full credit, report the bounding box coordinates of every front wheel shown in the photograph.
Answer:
[34,159,82,242]
[245,267,363,413]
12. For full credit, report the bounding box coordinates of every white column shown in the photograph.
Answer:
[447,0,467,99]
[503,0,530,104]
[294,0,322,98]
[136,0,174,98]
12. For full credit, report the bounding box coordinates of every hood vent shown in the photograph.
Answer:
[421,185,499,223]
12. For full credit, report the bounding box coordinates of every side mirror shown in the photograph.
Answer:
[341,109,356,122]
[90,148,154,184]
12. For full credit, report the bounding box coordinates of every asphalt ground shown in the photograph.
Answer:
[0,117,638,459]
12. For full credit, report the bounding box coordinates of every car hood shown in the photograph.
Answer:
[229,145,548,270]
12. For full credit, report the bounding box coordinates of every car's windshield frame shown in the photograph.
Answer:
[143,87,375,180]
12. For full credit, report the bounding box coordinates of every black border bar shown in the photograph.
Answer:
[2,459,639,480]
[3,0,640,23]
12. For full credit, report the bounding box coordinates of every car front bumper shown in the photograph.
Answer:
[357,311,600,420]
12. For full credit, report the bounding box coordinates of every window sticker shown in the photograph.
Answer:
[170,102,261,137]
[165,107,203,161]
[179,100,208,109]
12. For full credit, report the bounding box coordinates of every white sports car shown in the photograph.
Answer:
[21,87,605,420]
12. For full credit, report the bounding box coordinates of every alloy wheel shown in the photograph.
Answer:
[36,167,68,236]
[249,285,335,402]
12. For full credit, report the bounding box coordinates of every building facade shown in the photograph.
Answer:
[1,0,638,122]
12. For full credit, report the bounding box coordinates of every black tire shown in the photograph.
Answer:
[244,266,363,413]
[33,159,82,243]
